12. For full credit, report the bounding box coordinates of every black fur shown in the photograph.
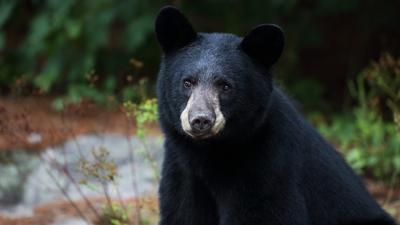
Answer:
[155,6,397,225]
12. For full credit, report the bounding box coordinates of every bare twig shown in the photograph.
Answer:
[39,155,91,224]
[125,115,142,225]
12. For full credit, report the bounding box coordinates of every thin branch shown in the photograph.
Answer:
[40,155,91,224]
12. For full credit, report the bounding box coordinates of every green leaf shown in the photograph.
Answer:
[0,33,4,50]
[0,0,16,28]
[52,98,65,111]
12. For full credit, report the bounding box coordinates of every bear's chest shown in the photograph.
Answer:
[169,138,275,184]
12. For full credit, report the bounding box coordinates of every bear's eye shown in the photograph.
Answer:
[222,83,231,91]
[183,80,193,89]
[217,81,231,92]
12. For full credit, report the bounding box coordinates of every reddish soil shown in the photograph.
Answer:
[0,196,159,225]
[0,96,160,151]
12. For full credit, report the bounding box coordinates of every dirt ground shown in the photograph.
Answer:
[0,96,160,151]
[0,97,399,224]
[0,196,159,225]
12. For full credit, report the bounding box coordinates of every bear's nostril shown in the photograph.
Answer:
[190,116,212,133]
[193,118,201,125]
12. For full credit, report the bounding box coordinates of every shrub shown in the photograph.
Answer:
[1,0,160,104]
[317,54,400,182]
[363,53,400,131]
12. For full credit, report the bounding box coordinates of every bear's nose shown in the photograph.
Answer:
[190,115,213,134]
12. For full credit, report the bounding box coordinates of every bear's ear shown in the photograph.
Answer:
[155,6,197,54]
[240,24,284,68]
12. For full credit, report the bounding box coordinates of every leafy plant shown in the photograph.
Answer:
[318,57,400,181]
[75,139,159,224]
[76,147,123,224]
[124,99,158,138]
[363,53,400,131]
[97,203,132,225]
[123,99,160,182]
[1,0,160,103]
[318,109,399,178]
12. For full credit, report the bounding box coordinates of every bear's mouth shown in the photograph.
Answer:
[186,130,214,139]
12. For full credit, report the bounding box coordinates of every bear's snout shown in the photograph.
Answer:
[180,87,225,139]
[189,113,215,134]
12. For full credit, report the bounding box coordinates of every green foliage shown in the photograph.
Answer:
[123,98,160,182]
[363,53,400,131]
[97,203,132,225]
[1,0,160,103]
[123,99,158,138]
[317,59,400,181]
[319,109,399,178]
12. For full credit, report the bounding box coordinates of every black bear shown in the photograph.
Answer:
[155,6,397,225]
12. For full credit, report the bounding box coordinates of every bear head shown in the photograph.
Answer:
[155,6,284,141]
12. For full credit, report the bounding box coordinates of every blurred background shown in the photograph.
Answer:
[0,1,399,225]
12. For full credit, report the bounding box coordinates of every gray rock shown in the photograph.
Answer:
[50,218,89,225]
[0,150,39,205]
[0,134,164,219]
